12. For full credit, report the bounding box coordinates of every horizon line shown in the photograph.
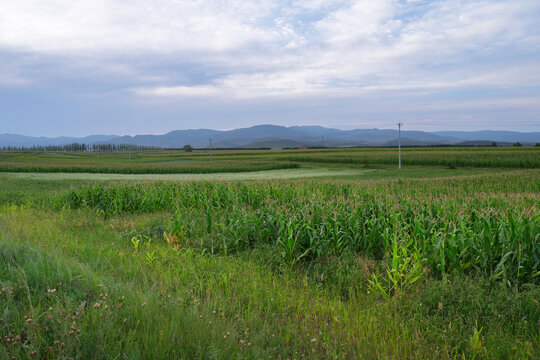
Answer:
[2,124,540,139]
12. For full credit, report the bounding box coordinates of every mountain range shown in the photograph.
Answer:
[1,125,539,149]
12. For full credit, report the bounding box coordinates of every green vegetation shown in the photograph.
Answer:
[51,173,539,285]
[0,148,538,359]
[0,161,299,174]
[0,150,299,174]
[1,147,539,174]
[0,168,371,187]
[278,147,540,168]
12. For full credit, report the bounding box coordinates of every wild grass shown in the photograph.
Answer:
[1,167,370,183]
[0,206,537,359]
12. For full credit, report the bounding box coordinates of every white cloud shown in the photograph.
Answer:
[315,0,396,44]
[0,0,281,54]
[0,0,538,98]
[133,85,220,97]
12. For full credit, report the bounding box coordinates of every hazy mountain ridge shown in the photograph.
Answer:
[0,134,118,147]
[433,131,540,142]
[1,125,538,149]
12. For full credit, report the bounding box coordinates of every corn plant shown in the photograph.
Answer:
[51,170,539,288]
[368,223,426,299]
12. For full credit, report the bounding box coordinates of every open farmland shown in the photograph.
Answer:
[0,148,538,359]
[0,147,539,173]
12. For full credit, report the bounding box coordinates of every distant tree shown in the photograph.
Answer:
[536,143,540,147]
[513,142,522,147]
[491,142,497,147]
[183,144,193,152]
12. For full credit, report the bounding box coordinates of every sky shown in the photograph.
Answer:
[0,0,539,137]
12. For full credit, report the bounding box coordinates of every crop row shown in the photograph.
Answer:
[0,162,299,174]
[279,149,540,168]
[51,176,539,288]
[2,147,539,170]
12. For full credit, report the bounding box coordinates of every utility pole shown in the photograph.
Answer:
[397,122,403,169]
[209,138,212,161]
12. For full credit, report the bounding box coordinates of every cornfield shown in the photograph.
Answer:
[52,170,539,288]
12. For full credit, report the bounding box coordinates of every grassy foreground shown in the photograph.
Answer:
[0,149,538,359]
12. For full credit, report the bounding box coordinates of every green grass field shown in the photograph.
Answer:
[0,148,538,359]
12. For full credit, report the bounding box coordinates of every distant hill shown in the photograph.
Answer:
[94,125,472,148]
[0,134,118,147]
[1,125,538,149]
[433,131,540,143]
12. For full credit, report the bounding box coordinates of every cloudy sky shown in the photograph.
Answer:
[1,0,539,136]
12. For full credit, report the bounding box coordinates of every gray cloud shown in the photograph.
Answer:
[1,0,539,134]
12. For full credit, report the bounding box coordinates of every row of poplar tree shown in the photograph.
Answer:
[0,143,160,152]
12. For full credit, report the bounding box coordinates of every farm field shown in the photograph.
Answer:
[0,148,538,359]
[1,147,539,173]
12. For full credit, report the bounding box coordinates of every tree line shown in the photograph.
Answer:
[0,143,160,152]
